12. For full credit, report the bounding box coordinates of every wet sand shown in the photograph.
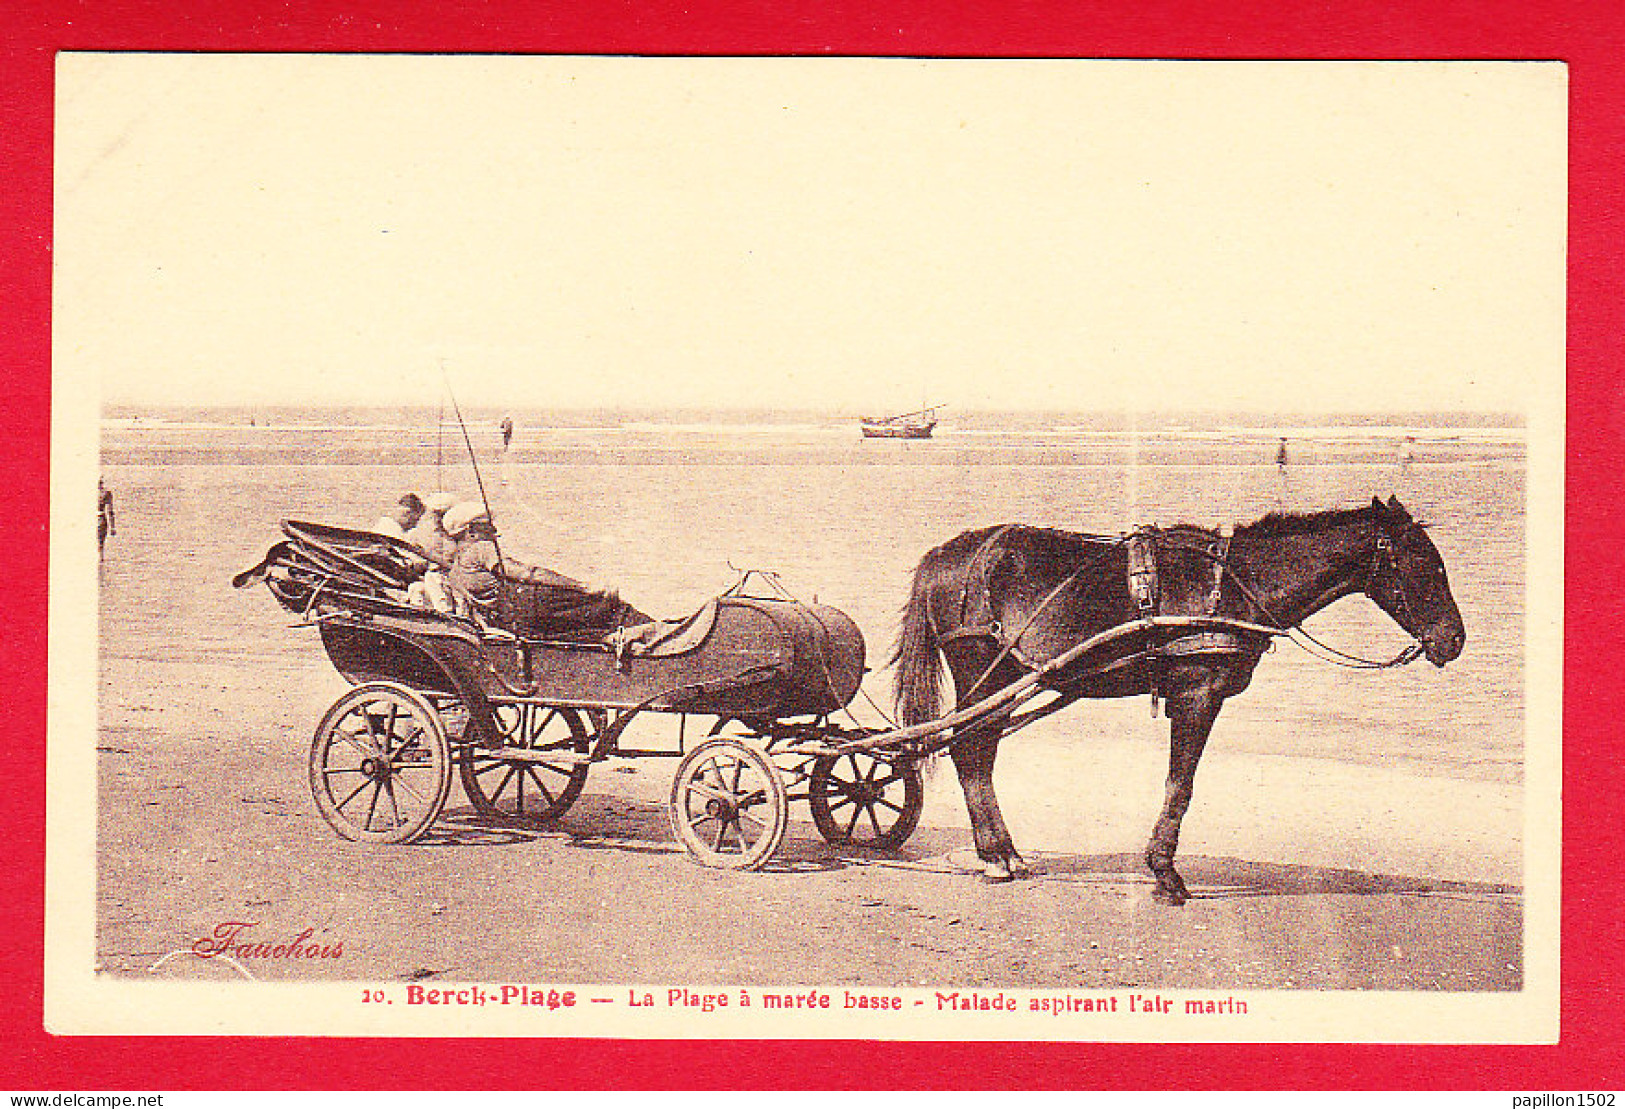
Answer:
[97,650,1521,990]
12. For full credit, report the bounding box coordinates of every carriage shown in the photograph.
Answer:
[236,518,1311,873]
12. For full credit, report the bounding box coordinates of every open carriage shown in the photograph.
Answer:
[236,520,1290,871]
[235,521,932,868]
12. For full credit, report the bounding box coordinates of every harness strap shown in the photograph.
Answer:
[954,537,1127,706]
[957,525,1014,631]
[1126,529,1159,621]
[939,624,1002,645]
[1208,529,1231,615]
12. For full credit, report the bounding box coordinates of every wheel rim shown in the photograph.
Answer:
[809,752,924,849]
[310,683,451,844]
[458,704,592,824]
[669,738,787,870]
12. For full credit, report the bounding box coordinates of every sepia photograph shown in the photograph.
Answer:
[50,54,1562,1041]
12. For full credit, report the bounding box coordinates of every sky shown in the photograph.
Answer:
[55,56,1566,413]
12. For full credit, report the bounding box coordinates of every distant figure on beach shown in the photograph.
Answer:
[500,416,514,450]
[98,479,116,558]
[442,502,648,638]
[1397,435,1416,470]
[373,493,425,541]
[1276,437,1289,468]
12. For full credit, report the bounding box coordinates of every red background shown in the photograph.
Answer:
[2,0,1621,1090]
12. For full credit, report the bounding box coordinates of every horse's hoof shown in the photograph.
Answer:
[1151,870,1191,905]
[981,862,1017,883]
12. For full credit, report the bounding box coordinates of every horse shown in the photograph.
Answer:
[892,495,1466,904]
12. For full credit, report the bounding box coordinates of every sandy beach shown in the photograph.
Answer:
[95,649,1520,990]
[91,426,1528,992]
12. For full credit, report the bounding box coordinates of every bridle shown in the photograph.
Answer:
[1191,520,1429,670]
[1368,526,1422,640]
[1273,521,1426,669]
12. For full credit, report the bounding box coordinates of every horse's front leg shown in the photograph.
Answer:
[949,733,1028,882]
[1145,686,1223,905]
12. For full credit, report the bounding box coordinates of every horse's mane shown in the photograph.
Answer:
[1237,504,1380,538]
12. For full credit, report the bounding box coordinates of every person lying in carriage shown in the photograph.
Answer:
[441,501,650,639]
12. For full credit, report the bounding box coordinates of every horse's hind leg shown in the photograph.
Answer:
[1145,688,1223,905]
[943,647,1030,882]
[949,733,1029,882]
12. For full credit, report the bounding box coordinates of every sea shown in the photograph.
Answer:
[98,407,1526,786]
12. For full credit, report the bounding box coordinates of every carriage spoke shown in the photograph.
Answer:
[873,797,904,815]
[334,776,372,813]
[336,731,382,761]
[524,768,556,809]
[382,778,403,828]
[536,707,559,738]
[491,766,519,805]
[710,819,727,852]
[843,803,863,839]
[383,701,401,755]
[390,724,425,765]
[866,805,884,839]
[391,772,428,807]
[686,780,730,804]
[697,760,724,794]
[364,780,382,831]
[825,795,856,813]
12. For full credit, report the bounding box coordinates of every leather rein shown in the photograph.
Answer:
[1211,525,1427,670]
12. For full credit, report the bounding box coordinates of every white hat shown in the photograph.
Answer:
[443,502,491,537]
[425,491,458,513]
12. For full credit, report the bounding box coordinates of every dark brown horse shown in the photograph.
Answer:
[892,496,1466,903]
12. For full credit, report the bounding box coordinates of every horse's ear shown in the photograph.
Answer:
[1386,494,1410,519]
[1371,496,1385,511]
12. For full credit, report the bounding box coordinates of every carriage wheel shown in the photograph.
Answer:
[809,752,925,849]
[310,682,452,844]
[459,704,592,824]
[668,738,788,871]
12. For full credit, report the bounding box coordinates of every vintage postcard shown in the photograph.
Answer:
[49,54,1563,1040]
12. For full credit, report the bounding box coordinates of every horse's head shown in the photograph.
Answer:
[1365,496,1466,667]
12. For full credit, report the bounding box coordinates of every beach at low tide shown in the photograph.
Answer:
[93,416,1528,990]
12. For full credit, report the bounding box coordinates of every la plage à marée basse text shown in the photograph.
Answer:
[375,985,1247,1016]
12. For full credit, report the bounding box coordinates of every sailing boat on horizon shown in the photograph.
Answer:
[859,403,944,439]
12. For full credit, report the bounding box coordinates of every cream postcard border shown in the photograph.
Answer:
[46,55,1563,1040]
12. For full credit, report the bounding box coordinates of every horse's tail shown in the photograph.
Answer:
[891,564,942,727]
[894,536,977,726]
